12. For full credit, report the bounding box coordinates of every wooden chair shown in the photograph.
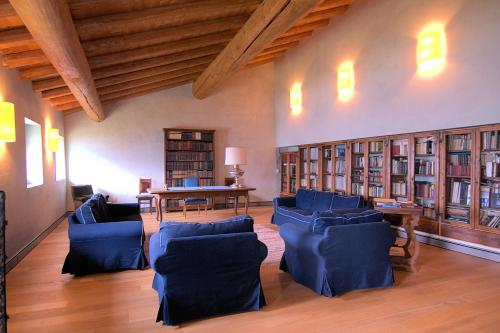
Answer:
[182,178,209,218]
[224,177,237,209]
[136,178,154,214]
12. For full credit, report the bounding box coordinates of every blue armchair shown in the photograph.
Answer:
[279,212,394,297]
[149,216,267,325]
[62,194,148,276]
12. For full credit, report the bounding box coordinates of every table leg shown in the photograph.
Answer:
[391,214,420,272]
[155,196,159,221]
[159,197,164,222]
[245,194,249,215]
[234,196,239,215]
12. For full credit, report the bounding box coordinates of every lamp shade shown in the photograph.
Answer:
[48,128,59,152]
[225,147,247,165]
[0,102,16,142]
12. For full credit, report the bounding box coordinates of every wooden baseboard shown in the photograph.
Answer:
[392,226,500,262]
[6,212,69,272]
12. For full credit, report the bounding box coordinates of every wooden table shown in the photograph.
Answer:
[149,186,256,221]
[375,206,423,272]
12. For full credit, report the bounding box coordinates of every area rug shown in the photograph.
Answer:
[254,224,285,265]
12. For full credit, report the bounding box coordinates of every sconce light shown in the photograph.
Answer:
[290,82,302,116]
[417,23,446,77]
[0,101,16,142]
[48,128,60,152]
[337,61,355,102]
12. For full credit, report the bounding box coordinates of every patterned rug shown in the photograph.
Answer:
[254,224,285,265]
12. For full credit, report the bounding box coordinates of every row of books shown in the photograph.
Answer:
[335,146,346,157]
[479,210,500,228]
[335,175,346,190]
[167,141,213,151]
[351,170,364,182]
[335,160,345,173]
[167,151,213,161]
[481,130,499,150]
[391,159,408,174]
[447,164,471,177]
[168,131,213,141]
[415,182,436,200]
[310,148,319,160]
[352,142,364,154]
[391,181,407,196]
[448,153,470,166]
[480,183,500,208]
[391,140,409,156]
[323,148,332,159]
[447,134,471,151]
[449,180,471,205]
[445,205,470,223]
[369,171,383,184]
[368,185,383,197]
[423,207,437,219]
[324,160,333,173]
[166,178,215,187]
[166,161,214,171]
[415,159,435,176]
[352,183,364,195]
[166,170,213,178]
[353,156,364,168]
[369,141,384,153]
[481,153,500,177]
[369,155,383,168]
[323,175,332,189]
[415,138,436,155]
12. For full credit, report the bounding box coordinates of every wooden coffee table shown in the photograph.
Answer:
[375,206,423,272]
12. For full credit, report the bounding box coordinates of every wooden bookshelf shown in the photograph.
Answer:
[280,152,298,196]
[278,124,500,247]
[164,128,215,211]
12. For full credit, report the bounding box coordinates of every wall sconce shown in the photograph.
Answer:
[290,82,302,116]
[417,23,447,78]
[0,102,16,142]
[48,128,60,152]
[337,61,355,102]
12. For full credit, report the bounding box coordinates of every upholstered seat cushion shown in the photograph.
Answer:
[75,200,99,224]
[311,191,335,211]
[276,206,313,223]
[295,189,316,210]
[159,215,254,239]
[184,197,207,204]
[136,193,154,199]
[310,209,384,234]
[106,214,142,222]
[331,194,363,209]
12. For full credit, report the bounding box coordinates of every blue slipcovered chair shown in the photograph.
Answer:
[182,177,209,217]
[62,194,148,276]
[149,216,267,325]
[279,210,394,297]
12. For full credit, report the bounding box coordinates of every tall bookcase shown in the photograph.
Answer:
[367,138,385,199]
[333,142,347,193]
[280,152,298,196]
[298,145,320,190]
[388,136,411,201]
[349,140,365,196]
[164,128,215,210]
[321,144,333,191]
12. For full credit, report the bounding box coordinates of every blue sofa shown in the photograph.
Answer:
[62,193,148,276]
[149,216,268,325]
[279,210,395,297]
[272,189,367,228]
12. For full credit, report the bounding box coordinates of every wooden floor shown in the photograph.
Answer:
[6,206,500,332]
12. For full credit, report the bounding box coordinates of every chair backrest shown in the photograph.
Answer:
[72,185,93,198]
[139,178,152,193]
[183,177,199,187]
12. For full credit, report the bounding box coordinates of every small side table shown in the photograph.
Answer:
[375,206,423,272]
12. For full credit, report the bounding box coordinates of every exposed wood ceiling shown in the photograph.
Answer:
[0,0,352,120]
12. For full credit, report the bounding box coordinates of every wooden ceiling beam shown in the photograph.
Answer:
[0,27,38,53]
[19,64,58,80]
[88,30,235,69]
[311,0,351,13]
[1,49,48,68]
[250,50,287,64]
[259,41,300,57]
[268,31,313,48]
[82,15,247,57]
[10,0,104,121]
[74,0,261,41]
[193,0,324,99]
[0,0,22,30]
[57,101,81,112]
[50,65,205,105]
[296,5,349,26]
[281,19,331,38]
[41,56,214,98]
[246,57,277,68]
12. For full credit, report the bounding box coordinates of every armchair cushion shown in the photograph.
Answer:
[311,191,335,211]
[295,189,316,210]
[310,212,347,234]
[272,196,296,208]
[91,193,109,221]
[331,194,363,209]
[74,200,99,224]
[159,215,253,239]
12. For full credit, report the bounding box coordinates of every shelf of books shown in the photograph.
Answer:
[350,141,365,196]
[442,131,473,226]
[321,144,333,191]
[413,134,439,220]
[477,127,500,232]
[298,146,320,190]
[280,152,298,196]
[389,137,410,201]
[333,143,347,193]
[368,139,385,199]
[164,128,215,210]
[299,147,308,189]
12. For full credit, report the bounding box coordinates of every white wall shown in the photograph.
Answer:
[65,64,276,207]
[0,62,66,260]
[275,0,500,147]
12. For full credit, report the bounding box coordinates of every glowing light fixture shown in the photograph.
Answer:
[290,82,302,116]
[48,128,60,152]
[417,23,447,78]
[337,61,355,102]
[0,101,16,142]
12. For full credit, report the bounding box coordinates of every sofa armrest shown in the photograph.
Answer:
[272,196,296,209]
[68,221,143,242]
[279,223,323,256]
[107,203,140,217]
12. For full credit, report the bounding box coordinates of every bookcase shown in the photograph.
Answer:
[164,128,215,210]
[280,152,298,196]
[282,124,500,247]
